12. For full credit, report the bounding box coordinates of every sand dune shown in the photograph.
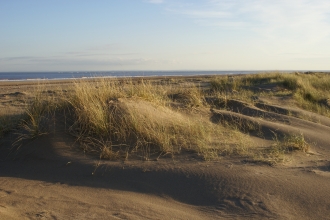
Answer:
[1,76,330,219]
[1,130,329,219]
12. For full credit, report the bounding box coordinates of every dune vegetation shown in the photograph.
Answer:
[210,71,330,117]
[3,72,330,164]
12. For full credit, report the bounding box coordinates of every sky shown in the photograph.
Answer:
[1,0,330,72]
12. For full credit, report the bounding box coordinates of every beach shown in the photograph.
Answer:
[1,73,330,219]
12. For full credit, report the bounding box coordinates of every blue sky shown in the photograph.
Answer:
[1,0,330,71]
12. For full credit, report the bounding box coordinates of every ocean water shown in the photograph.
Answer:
[0,71,261,81]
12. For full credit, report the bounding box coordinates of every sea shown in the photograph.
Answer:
[0,71,265,81]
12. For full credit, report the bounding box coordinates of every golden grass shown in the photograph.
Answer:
[210,72,330,117]
[7,73,323,162]
[168,83,206,108]
[67,79,247,160]
[12,84,67,144]
[252,133,310,165]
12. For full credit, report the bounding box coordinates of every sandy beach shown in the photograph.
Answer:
[1,74,330,219]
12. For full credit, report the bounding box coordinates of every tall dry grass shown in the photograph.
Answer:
[252,133,310,165]
[210,72,330,117]
[168,82,206,107]
[272,73,330,117]
[0,114,22,139]
[13,85,66,144]
[11,74,319,162]
[67,79,247,160]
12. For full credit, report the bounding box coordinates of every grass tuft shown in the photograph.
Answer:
[65,79,248,160]
[0,114,22,138]
[7,73,324,163]
[253,133,310,165]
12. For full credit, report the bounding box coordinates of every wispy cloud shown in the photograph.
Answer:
[244,0,330,42]
[146,0,164,4]
[161,0,330,45]
[0,55,157,67]
[168,9,230,19]
[64,52,139,57]
[0,42,151,71]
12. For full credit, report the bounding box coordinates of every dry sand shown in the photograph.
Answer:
[0,78,330,219]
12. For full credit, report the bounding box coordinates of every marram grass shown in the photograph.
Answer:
[9,73,322,162]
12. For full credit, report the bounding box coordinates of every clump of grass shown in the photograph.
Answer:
[282,76,300,90]
[240,72,284,86]
[210,75,242,92]
[253,133,310,165]
[14,85,66,144]
[67,79,169,138]
[169,83,206,107]
[211,72,330,117]
[209,78,255,106]
[13,75,319,163]
[67,78,248,160]
[21,98,51,138]
[197,129,252,161]
[125,79,169,105]
[0,114,22,138]
[280,133,309,152]
[270,73,330,117]
[281,73,330,116]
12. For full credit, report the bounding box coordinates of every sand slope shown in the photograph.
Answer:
[1,79,330,219]
[1,126,330,219]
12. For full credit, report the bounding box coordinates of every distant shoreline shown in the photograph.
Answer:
[0,70,278,82]
[1,70,329,82]
[0,74,223,87]
[1,71,329,86]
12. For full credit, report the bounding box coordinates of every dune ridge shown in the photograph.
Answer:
[1,73,330,219]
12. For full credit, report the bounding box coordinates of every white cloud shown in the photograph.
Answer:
[244,0,330,41]
[162,0,330,46]
[168,9,230,19]
[146,0,164,4]
[155,0,330,59]
[0,55,160,71]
